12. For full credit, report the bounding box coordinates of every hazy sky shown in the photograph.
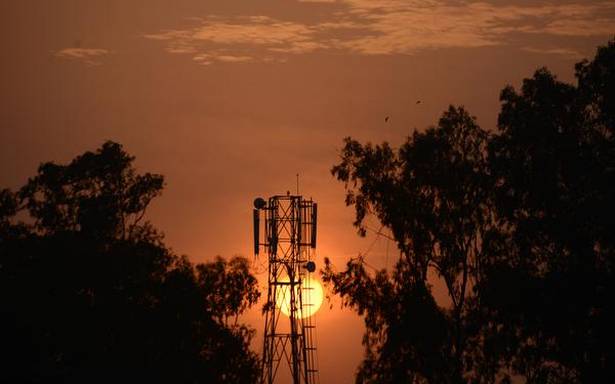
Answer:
[1,1,613,382]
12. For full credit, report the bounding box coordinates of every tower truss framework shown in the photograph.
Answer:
[253,194,319,384]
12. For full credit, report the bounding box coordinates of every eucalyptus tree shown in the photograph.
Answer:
[481,38,615,383]
[325,38,615,383]
[325,106,493,383]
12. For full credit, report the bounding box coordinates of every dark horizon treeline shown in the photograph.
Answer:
[0,143,261,383]
[323,38,615,383]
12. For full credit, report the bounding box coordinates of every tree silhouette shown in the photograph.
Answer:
[325,38,615,383]
[0,141,259,383]
[480,38,615,382]
[19,141,164,241]
[197,256,260,327]
[326,106,493,383]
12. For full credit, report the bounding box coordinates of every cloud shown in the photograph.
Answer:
[192,52,255,65]
[191,16,316,48]
[522,47,581,56]
[336,1,615,54]
[54,48,110,65]
[145,15,332,64]
[144,1,615,64]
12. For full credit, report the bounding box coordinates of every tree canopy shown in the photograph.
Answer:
[324,38,615,383]
[0,142,260,383]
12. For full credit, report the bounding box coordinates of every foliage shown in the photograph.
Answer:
[482,38,615,383]
[0,141,259,383]
[327,105,492,383]
[197,256,261,326]
[18,141,164,241]
[325,38,615,383]
[324,258,451,384]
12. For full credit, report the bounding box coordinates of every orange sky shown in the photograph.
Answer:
[1,1,614,382]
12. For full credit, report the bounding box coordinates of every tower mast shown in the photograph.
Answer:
[253,194,319,384]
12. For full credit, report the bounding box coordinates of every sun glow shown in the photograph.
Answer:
[276,276,324,318]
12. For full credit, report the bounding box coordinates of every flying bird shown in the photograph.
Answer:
[416,100,422,104]
[384,116,389,122]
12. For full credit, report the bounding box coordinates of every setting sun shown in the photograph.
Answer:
[276,276,324,318]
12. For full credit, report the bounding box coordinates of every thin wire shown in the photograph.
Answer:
[355,222,397,272]
[365,224,395,241]
[385,234,390,270]
[362,225,383,257]
[252,254,268,275]
[356,254,379,272]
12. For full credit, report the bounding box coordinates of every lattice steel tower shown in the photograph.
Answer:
[253,193,319,384]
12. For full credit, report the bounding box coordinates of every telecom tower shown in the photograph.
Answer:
[253,193,319,384]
